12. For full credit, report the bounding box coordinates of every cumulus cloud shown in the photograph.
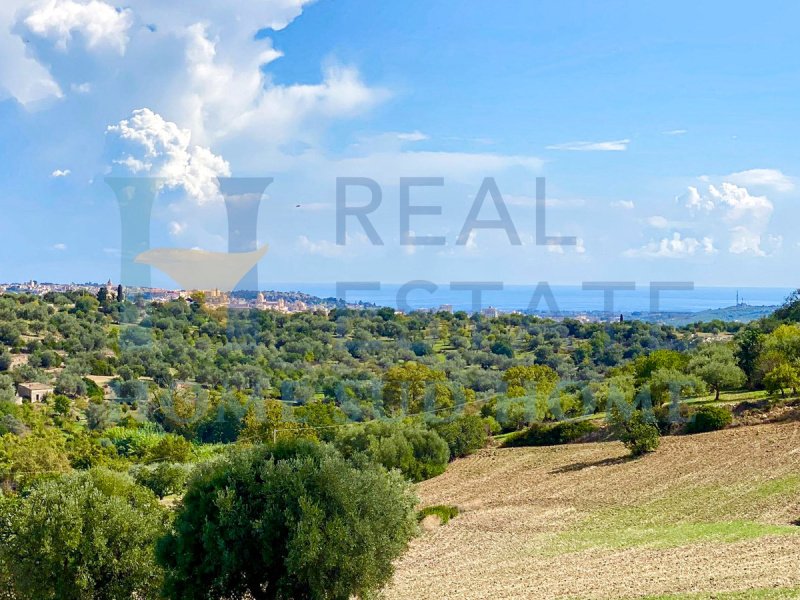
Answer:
[51,168,71,177]
[107,108,231,204]
[546,139,629,151]
[23,0,133,53]
[0,1,63,105]
[624,232,716,258]
[179,23,386,146]
[52,242,67,250]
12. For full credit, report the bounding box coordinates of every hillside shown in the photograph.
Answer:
[386,421,800,600]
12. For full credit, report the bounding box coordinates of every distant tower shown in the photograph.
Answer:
[619,313,624,323]
[736,290,739,306]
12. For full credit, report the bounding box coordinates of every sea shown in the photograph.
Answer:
[268,284,794,315]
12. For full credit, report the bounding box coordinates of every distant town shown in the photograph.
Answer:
[0,279,780,325]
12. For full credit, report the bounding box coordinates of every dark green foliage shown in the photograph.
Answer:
[490,340,514,357]
[502,419,597,447]
[132,462,192,498]
[772,289,800,322]
[0,350,11,372]
[0,468,167,600]
[685,405,733,434]
[610,409,660,456]
[146,434,194,463]
[418,504,459,524]
[157,440,418,600]
[431,414,488,458]
[335,421,450,482]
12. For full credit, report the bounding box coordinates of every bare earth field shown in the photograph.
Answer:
[385,422,800,600]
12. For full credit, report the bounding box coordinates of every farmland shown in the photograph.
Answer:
[387,421,800,599]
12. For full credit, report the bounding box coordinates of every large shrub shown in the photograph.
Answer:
[610,409,660,457]
[431,414,488,458]
[502,419,597,448]
[0,468,167,600]
[157,439,418,600]
[335,421,449,482]
[685,405,733,434]
[132,462,192,499]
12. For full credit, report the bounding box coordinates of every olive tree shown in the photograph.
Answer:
[0,468,168,600]
[158,439,418,600]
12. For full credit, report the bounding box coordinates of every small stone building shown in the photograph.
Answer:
[17,382,54,402]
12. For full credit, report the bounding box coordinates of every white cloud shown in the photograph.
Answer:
[23,0,133,53]
[663,129,687,136]
[624,232,716,258]
[547,237,586,255]
[107,108,231,204]
[179,23,386,146]
[682,182,775,256]
[296,235,347,258]
[51,168,71,177]
[611,200,635,209]
[52,242,67,250]
[70,82,92,94]
[683,186,714,211]
[546,139,630,151]
[726,168,794,193]
[396,131,428,142]
[647,215,669,229]
[0,1,63,105]
[169,221,186,236]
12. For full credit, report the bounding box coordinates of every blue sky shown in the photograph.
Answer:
[0,0,798,289]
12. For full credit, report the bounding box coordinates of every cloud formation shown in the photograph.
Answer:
[624,232,716,258]
[23,0,133,53]
[726,168,794,193]
[107,108,231,204]
[547,139,629,151]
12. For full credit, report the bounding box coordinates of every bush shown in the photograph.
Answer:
[132,462,192,499]
[418,504,459,524]
[685,405,733,434]
[157,439,418,600]
[335,421,449,482]
[0,468,167,600]
[653,402,690,435]
[431,414,488,459]
[611,409,660,457]
[502,419,597,448]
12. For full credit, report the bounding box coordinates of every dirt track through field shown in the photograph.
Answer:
[385,422,800,599]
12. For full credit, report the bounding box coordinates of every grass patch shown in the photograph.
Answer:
[418,505,459,525]
[546,477,800,555]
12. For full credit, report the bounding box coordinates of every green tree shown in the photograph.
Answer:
[502,364,558,399]
[52,394,71,416]
[383,362,446,413]
[610,407,660,457]
[431,414,488,458]
[763,362,799,397]
[132,462,192,499]
[157,440,418,600]
[0,468,167,600]
[688,344,746,401]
